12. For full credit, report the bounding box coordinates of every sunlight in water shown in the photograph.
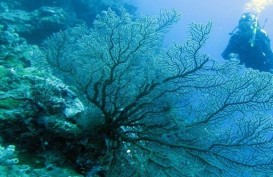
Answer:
[245,0,273,14]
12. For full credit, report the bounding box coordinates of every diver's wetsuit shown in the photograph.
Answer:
[222,29,273,72]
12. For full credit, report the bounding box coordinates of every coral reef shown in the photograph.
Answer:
[0,21,84,176]
[40,9,273,177]
[0,145,19,166]
[0,0,136,43]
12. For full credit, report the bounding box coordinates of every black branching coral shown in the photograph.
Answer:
[40,9,273,177]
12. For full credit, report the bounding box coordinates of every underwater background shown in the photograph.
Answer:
[131,0,273,59]
[1,0,273,177]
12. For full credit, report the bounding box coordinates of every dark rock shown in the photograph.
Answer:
[0,6,70,43]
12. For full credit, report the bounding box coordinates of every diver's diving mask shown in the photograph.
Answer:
[238,13,257,32]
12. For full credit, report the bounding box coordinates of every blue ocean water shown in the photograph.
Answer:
[130,0,273,60]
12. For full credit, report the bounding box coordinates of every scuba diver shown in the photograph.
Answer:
[222,12,273,72]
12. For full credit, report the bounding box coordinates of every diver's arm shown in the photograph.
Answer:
[222,35,239,60]
[259,30,273,64]
[259,30,272,53]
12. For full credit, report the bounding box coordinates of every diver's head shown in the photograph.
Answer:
[238,13,258,33]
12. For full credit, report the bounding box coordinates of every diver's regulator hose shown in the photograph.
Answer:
[250,15,258,47]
